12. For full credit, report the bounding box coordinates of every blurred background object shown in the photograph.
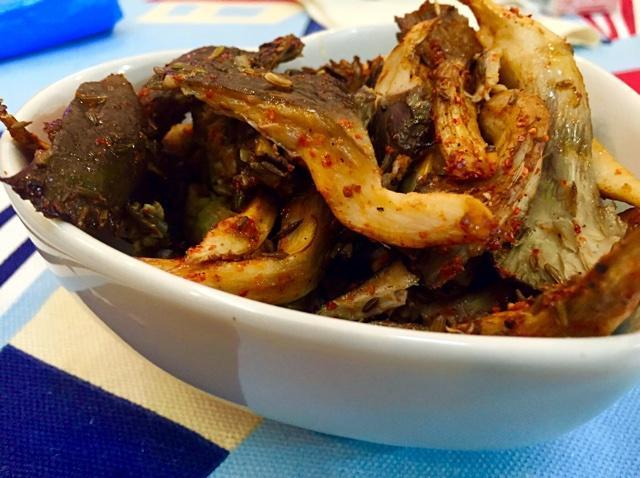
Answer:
[539,0,619,15]
[1,0,123,61]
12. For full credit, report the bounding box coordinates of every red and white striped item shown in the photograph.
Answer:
[581,0,638,40]
[546,0,618,15]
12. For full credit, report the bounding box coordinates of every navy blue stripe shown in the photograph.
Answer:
[304,19,325,35]
[0,206,15,228]
[0,345,228,478]
[0,239,35,287]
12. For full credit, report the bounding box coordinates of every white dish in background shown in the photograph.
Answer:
[2,24,640,450]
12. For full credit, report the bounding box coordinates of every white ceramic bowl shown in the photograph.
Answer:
[3,25,640,450]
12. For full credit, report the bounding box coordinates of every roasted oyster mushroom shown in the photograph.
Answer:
[139,35,304,139]
[150,46,495,248]
[419,6,494,181]
[465,228,640,337]
[373,3,503,192]
[410,89,550,287]
[1,74,151,244]
[142,192,333,305]
[372,20,434,189]
[463,0,626,288]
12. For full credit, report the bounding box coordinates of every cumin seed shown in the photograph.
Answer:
[264,72,293,89]
[362,298,379,313]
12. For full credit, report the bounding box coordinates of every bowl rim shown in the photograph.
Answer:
[2,24,640,362]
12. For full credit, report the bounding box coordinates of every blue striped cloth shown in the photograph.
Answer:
[2,1,640,476]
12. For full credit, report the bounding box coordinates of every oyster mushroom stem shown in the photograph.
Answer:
[185,193,277,263]
[141,192,333,305]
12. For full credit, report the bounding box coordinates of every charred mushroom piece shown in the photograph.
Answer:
[253,34,304,70]
[372,20,434,187]
[390,278,524,332]
[2,74,150,244]
[142,192,333,305]
[465,227,640,337]
[318,261,419,321]
[394,0,443,35]
[464,0,626,288]
[0,100,49,159]
[289,56,384,95]
[192,107,298,200]
[151,48,494,248]
[139,36,304,139]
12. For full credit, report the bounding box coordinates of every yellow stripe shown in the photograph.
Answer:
[11,288,261,450]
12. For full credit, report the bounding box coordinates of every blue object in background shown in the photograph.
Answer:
[1,0,123,61]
